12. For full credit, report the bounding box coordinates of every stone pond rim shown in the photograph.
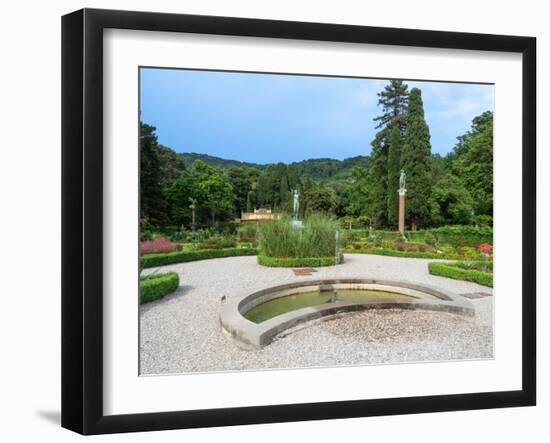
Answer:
[219,278,475,350]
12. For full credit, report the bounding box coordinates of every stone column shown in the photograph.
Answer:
[398,189,406,235]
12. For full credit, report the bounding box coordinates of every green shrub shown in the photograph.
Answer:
[258,214,340,259]
[455,260,493,272]
[197,237,237,250]
[424,232,438,247]
[238,222,258,239]
[140,230,154,241]
[196,228,215,241]
[393,242,436,253]
[407,225,492,247]
[141,247,257,268]
[367,233,382,247]
[475,215,493,226]
[220,222,238,235]
[140,272,179,304]
[428,262,493,287]
[257,255,342,267]
[350,247,455,259]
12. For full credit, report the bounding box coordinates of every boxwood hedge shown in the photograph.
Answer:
[428,262,493,287]
[141,247,257,268]
[407,225,493,246]
[257,255,343,268]
[140,272,180,304]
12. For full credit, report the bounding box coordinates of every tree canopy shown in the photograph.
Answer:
[139,81,493,231]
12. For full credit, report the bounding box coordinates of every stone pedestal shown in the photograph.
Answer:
[398,189,406,235]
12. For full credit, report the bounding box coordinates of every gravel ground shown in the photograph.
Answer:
[140,254,493,374]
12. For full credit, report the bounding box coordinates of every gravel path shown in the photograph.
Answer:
[140,254,493,374]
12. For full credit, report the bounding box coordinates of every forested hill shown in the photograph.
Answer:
[178,152,265,170]
[178,152,370,182]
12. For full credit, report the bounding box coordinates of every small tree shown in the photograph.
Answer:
[430,173,474,225]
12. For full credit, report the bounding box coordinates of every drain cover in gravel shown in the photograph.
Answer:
[460,292,492,299]
[292,268,318,276]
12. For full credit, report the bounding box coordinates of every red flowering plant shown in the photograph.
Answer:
[140,236,177,255]
[478,243,493,256]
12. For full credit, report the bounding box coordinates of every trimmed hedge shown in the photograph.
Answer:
[428,262,493,287]
[140,272,179,304]
[348,247,458,260]
[141,247,257,268]
[257,255,343,268]
[406,225,493,246]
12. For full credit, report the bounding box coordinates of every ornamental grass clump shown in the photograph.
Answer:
[258,214,339,259]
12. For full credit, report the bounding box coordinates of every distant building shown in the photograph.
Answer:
[240,208,279,222]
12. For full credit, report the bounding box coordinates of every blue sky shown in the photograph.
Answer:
[140,68,493,163]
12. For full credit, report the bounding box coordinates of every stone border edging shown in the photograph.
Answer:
[219,278,475,349]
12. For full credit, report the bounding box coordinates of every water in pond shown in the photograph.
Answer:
[244,289,415,324]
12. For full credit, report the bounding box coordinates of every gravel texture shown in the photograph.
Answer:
[140,254,493,374]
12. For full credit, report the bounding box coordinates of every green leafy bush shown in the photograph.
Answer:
[258,214,340,259]
[394,242,436,253]
[258,255,342,267]
[140,272,179,304]
[238,222,258,239]
[475,215,493,226]
[347,247,454,259]
[197,237,237,250]
[140,230,154,241]
[141,247,257,268]
[454,260,493,272]
[428,262,493,287]
[407,225,492,246]
[195,228,215,241]
[424,232,438,247]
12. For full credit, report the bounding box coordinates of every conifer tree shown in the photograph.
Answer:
[369,80,409,226]
[401,88,432,229]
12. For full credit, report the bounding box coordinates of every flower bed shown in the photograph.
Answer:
[140,236,177,255]
[140,272,180,304]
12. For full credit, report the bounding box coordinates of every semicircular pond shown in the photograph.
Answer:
[219,278,475,349]
[244,289,420,323]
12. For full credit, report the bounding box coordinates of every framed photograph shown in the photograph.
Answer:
[62,8,536,434]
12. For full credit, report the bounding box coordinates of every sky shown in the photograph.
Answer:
[140,68,494,164]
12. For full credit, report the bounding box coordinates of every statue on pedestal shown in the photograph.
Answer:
[399,169,406,191]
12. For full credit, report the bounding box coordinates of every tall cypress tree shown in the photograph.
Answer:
[386,124,403,226]
[401,88,432,230]
[369,80,409,227]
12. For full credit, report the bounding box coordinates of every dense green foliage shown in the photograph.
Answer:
[258,215,340,260]
[257,255,342,267]
[140,247,257,268]
[406,225,492,246]
[401,88,432,229]
[368,80,409,226]
[428,262,493,287]
[450,111,494,216]
[140,81,493,233]
[140,123,168,226]
[140,272,180,304]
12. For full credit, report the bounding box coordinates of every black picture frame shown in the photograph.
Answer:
[62,8,536,435]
